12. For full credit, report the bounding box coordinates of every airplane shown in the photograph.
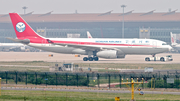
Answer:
[0,43,26,51]
[7,13,172,61]
[170,32,180,53]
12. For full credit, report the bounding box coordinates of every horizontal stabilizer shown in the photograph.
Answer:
[6,37,30,44]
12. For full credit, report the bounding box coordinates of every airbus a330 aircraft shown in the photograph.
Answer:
[7,13,172,61]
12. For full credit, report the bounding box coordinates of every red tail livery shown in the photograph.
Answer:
[9,13,44,43]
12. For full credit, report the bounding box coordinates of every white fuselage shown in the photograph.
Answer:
[27,38,171,55]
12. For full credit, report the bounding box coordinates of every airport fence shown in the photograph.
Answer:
[0,71,179,89]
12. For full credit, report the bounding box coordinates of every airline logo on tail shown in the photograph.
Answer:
[16,22,26,32]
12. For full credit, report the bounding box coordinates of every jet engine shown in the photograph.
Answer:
[96,50,125,59]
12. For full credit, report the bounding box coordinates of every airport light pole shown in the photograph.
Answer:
[22,6,28,14]
[121,5,126,38]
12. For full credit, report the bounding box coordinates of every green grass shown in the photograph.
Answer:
[0,62,180,69]
[0,90,179,101]
[0,61,49,66]
[89,78,124,87]
[0,66,49,72]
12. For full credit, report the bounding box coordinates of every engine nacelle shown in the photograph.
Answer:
[96,50,117,59]
[97,50,125,59]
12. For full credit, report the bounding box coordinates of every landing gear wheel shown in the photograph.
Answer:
[160,57,165,62]
[89,57,93,61]
[145,57,150,61]
[94,57,99,61]
[83,57,88,61]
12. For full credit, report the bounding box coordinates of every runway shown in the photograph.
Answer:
[0,52,180,64]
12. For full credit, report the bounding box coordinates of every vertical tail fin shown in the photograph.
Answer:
[170,32,177,45]
[9,13,43,39]
[87,31,93,38]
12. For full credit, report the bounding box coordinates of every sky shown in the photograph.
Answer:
[0,0,179,14]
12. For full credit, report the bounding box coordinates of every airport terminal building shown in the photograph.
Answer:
[1,11,180,44]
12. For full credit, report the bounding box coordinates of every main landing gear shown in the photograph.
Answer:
[83,57,99,61]
[83,51,99,61]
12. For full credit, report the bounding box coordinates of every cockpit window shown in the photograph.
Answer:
[162,43,167,45]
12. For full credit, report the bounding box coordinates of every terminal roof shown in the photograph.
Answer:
[1,12,180,22]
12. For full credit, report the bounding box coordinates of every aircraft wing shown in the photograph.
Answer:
[47,39,100,51]
[52,42,121,52]
[52,43,101,51]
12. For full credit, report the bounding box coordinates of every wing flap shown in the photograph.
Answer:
[53,43,101,51]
